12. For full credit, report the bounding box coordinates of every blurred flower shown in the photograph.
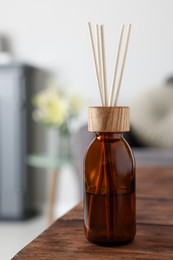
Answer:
[32,82,83,134]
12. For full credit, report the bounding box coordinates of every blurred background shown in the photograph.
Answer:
[0,0,173,259]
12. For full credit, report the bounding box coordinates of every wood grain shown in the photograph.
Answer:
[88,106,130,132]
[13,166,173,260]
[137,166,173,199]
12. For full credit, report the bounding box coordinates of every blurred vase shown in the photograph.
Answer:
[47,128,71,161]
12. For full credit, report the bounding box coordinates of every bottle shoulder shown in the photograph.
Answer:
[86,135,134,156]
[85,135,135,171]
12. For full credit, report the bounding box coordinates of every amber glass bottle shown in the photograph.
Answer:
[84,106,136,245]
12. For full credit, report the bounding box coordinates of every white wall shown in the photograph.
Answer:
[0,0,173,105]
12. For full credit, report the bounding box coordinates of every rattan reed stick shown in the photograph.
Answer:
[88,22,131,107]
[109,24,124,106]
[100,25,108,106]
[114,24,131,106]
[96,24,103,104]
[88,22,104,105]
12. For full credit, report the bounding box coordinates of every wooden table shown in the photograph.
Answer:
[13,167,173,259]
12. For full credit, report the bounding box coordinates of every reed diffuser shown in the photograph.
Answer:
[84,23,136,245]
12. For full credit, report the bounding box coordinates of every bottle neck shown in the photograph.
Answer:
[96,132,123,140]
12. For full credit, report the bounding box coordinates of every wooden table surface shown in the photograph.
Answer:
[13,167,173,259]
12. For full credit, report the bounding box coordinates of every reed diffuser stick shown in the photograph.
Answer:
[104,135,111,241]
[96,24,103,103]
[100,25,108,106]
[88,22,131,107]
[109,25,124,106]
[88,22,104,105]
[114,24,131,106]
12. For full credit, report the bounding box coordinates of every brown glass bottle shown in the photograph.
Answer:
[84,132,136,245]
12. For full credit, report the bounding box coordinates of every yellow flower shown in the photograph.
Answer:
[32,86,68,127]
[32,83,84,131]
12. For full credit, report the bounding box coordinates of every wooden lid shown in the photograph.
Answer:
[88,106,130,132]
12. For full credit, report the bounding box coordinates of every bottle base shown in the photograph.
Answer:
[84,227,136,247]
[86,237,135,247]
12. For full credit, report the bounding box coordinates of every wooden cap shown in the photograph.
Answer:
[88,106,130,132]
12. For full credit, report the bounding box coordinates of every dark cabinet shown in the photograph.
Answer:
[0,63,46,219]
